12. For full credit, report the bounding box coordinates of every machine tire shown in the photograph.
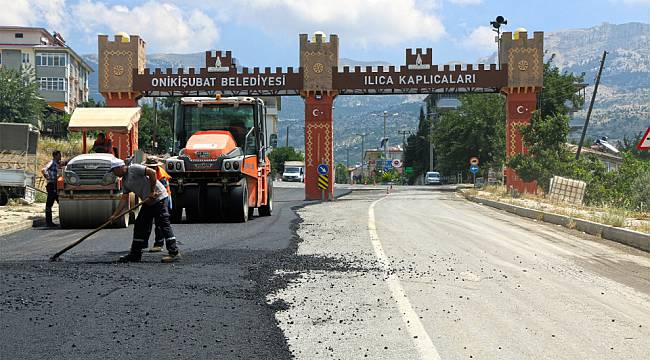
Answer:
[0,191,8,206]
[170,206,183,223]
[258,179,273,216]
[186,206,200,223]
[229,183,248,223]
[113,211,130,228]
[129,194,139,222]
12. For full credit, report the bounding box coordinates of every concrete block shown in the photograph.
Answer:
[602,227,650,252]
[514,206,544,221]
[542,212,573,227]
[575,219,606,237]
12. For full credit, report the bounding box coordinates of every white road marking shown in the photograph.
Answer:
[368,197,442,360]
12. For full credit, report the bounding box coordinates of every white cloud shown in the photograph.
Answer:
[462,26,497,52]
[71,0,220,53]
[216,0,446,47]
[0,0,67,31]
[614,0,650,4]
[448,0,483,4]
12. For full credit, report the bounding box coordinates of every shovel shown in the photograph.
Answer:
[49,202,144,262]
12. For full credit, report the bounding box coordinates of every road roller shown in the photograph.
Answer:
[57,108,141,228]
[165,96,273,223]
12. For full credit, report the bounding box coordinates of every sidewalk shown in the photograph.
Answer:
[0,202,57,237]
[459,189,650,253]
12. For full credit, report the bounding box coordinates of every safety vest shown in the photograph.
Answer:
[155,165,172,196]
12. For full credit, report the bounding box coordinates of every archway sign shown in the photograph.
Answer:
[98,31,542,200]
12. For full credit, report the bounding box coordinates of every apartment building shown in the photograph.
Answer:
[0,26,92,114]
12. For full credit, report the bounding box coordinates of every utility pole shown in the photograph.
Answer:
[398,129,411,146]
[576,50,607,160]
[383,110,388,159]
[285,124,290,147]
[425,112,437,172]
[346,146,350,168]
[355,133,367,176]
[153,97,158,152]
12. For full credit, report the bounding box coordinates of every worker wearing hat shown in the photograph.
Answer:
[108,158,180,263]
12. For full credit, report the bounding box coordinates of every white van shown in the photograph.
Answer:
[283,161,305,182]
[425,171,442,185]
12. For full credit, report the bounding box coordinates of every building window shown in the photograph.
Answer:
[38,77,67,91]
[35,53,67,67]
[15,33,23,38]
[22,53,30,64]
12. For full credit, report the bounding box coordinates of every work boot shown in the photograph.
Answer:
[45,209,58,228]
[161,251,181,263]
[149,243,163,253]
[118,250,142,263]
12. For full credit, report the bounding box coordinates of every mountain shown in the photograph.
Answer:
[83,22,650,163]
[481,22,650,141]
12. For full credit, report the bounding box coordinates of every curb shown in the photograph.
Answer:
[0,215,58,238]
[461,192,650,253]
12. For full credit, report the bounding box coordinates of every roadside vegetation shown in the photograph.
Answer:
[408,56,648,215]
[269,147,304,178]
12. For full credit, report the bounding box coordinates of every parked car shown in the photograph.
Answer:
[424,171,442,185]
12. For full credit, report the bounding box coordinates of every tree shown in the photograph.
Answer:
[0,67,45,124]
[538,54,585,118]
[431,94,506,176]
[268,147,304,177]
[617,132,650,160]
[403,106,432,183]
[138,102,174,154]
[335,163,349,184]
[507,112,573,191]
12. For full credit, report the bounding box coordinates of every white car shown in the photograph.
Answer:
[425,171,442,185]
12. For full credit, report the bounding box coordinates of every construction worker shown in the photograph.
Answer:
[108,159,180,263]
[150,164,173,253]
[92,132,113,154]
[41,150,62,227]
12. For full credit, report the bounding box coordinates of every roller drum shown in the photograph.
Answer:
[59,198,128,229]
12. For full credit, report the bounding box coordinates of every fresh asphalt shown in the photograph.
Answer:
[0,186,346,360]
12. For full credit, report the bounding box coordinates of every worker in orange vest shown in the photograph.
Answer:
[149,165,173,252]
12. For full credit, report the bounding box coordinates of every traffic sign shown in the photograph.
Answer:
[392,159,403,168]
[317,174,329,190]
[469,164,479,174]
[637,127,650,150]
[404,167,413,174]
[317,164,329,175]
[384,160,392,171]
[469,157,479,166]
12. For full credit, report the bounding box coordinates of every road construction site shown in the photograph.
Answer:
[1,185,648,360]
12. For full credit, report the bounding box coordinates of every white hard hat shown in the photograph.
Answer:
[110,158,126,171]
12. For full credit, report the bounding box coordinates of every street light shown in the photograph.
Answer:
[490,15,507,68]
[371,111,399,159]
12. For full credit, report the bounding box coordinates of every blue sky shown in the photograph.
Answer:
[3,0,649,66]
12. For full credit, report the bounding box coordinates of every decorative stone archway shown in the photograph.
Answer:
[98,30,544,200]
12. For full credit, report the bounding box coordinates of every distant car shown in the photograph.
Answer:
[425,171,442,185]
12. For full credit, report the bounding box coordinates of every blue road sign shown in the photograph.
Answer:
[317,164,329,175]
[470,164,479,174]
[384,160,393,171]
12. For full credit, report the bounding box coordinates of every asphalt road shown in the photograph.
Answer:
[2,186,649,359]
[0,187,335,360]
[274,188,650,359]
